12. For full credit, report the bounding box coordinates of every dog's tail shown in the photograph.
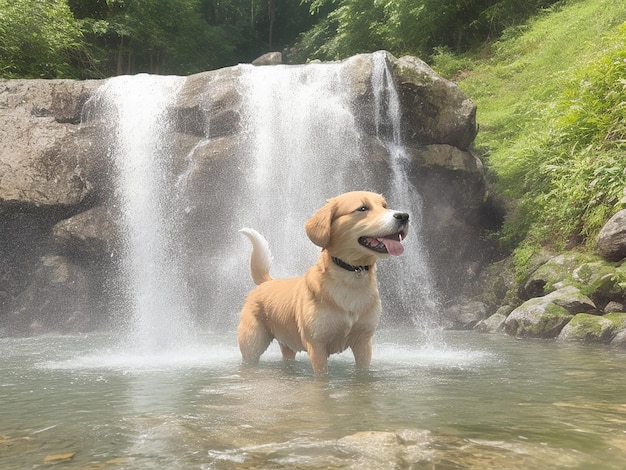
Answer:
[239,228,273,285]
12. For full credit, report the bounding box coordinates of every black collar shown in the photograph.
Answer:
[331,256,370,274]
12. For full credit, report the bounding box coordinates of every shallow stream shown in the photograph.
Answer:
[2,329,626,469]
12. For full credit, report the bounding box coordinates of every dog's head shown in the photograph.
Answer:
[305,191,409,266]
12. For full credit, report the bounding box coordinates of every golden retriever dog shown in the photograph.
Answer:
[237,191,409,376]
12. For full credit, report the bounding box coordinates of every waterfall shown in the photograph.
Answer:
[235,62,377,276]
[83,54,443,345]
[370,51,441,328]
[89,74,196,351]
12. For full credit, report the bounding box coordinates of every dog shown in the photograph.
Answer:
[237,191,409,376]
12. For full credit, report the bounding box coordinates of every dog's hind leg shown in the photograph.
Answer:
[237,315,272,364]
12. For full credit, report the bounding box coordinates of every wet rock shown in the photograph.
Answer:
[596,209,626,261]
[446,300,489,329]
[558,313,619,343]
[475,306,512,333]
[337,429,433,468]
[475,313,507,333]
[6,255,93,336]
[53,205,119,261]
[252,52,283,65]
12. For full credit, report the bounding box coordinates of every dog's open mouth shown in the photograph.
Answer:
[358,231,407,256]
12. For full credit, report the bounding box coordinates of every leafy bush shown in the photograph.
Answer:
[0,0,85,78]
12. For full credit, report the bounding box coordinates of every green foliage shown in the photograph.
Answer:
[0,0,85,78]
[455,0,626,258]
[293,0,561,62]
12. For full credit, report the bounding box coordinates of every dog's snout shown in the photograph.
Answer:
[394,212,409,223]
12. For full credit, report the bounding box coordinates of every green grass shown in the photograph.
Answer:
[433,0,626,254]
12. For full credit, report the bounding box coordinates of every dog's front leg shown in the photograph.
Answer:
[307,344,328,376]
[351,339,372,370]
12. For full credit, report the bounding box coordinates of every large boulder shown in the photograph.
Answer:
[504,287,595,338]
[558,313,626,344]
[596,209,626,261]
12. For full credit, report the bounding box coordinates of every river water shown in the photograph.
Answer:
[2,329,626,469]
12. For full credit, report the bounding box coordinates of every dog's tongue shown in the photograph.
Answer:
[381,238,404,256]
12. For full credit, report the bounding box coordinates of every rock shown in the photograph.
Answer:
[392,55,477,150]
[604,301,624,313]
[6,256,92,336]
[337,430,433,468]
[252,52,283,65]
[446,300,488,329]
[522,252,593,298]
[596,209,626,261]
[573,261,626,306]
[504,297,573,339]
[557,313,617,343]
[543,285,596,314]
[611,328,626,348]
[52,205,119,261]
[475,312,507,333]
[471,257,517,309]
[0,79,102,207]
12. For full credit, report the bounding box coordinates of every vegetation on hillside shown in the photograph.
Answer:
[439,0,626,259]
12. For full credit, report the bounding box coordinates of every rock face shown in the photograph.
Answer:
[0,52,492,336]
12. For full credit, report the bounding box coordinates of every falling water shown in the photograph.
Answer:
[370,51,441,328]
[92,74,196,351]
[235,62,376,276]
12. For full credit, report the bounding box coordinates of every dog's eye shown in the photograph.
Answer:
[355,205,369,212]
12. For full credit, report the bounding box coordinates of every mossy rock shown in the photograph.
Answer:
[573,261,625,300]
[605,312,626,329]
[558,313,617,343]
[504,299,573,338]
[523,252,597,297]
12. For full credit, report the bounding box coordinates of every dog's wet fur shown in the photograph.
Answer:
[238,191,409,376]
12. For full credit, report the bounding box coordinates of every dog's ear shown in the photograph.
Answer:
[305,200,336,248]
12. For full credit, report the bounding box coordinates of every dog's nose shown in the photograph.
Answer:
[394,212,409,223]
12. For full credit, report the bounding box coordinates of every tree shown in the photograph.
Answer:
[0,0,85,78]
[292,0,562,62]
